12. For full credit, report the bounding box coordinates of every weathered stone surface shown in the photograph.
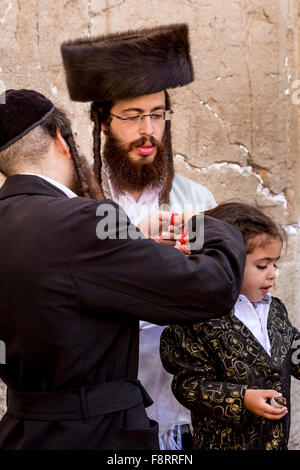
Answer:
[0,0,300,449]
[0,380,5,418]
[174,154,260,203]
[271,230,300,450]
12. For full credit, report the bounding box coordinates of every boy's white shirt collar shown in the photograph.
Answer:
[234,293,272,356]
[19,173,78,199]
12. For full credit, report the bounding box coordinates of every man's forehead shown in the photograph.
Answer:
[111,91,166,112]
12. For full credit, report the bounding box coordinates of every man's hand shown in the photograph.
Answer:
[138,211,184,246]
[244,389,288,420]
[137,211,194,254]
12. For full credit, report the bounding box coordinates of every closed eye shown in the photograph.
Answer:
[151,113,164,120]
[126,115,141,121]
[257,263,279,270]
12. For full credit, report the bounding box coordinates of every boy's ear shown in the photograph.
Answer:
[54,129,71,159]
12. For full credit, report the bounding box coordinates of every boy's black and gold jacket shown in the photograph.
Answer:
[160,297,300,450]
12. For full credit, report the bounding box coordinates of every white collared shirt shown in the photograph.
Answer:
[20,173,78,199]
[107,178,160,227]
[234,294,272,356]
[105,168,218,445]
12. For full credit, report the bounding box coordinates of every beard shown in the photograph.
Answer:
[102,129,169,195]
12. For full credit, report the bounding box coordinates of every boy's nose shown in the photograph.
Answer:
[267,266,277,279]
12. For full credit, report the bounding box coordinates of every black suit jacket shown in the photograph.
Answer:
[0,175,245,449]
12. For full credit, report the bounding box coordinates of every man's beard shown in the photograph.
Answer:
[103,130,169,194]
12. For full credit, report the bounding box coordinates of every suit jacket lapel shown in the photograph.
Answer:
[225,310,274,369]
[225,299,294,371]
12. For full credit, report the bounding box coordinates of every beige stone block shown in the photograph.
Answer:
[174,155,260,205]
[271,232,300,318]
[0,0,19,56]
[37,1,91,67]
[0,379,6,419]
[272,230,300,450]
[171,93,249,168]
[290,378,300,450]
[106,0,194,34]
[89,13,107,37]
[255,188,289,225]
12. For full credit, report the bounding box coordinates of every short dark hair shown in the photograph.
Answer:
[0,124,51,177]
[205,202,286,253]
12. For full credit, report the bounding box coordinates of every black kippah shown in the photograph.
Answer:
[0,89,55,151]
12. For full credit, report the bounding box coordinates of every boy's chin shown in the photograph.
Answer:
[241,292,265,303]
[253,296,264,303]
[250,293,267,303]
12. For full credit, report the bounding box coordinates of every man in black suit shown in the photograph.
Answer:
[0,89,245,449]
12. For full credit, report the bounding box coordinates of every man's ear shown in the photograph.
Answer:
[54,129,71,159]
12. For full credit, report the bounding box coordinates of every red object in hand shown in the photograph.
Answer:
[171,212,178,226]
[171,213,187,245]
[179,227,188,245]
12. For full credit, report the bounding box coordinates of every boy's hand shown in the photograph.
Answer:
[244,389,288,420]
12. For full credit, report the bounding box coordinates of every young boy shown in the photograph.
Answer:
[160,203,300,450]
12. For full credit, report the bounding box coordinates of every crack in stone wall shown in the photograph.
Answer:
[175,153,289,212]
[101,0,126,13]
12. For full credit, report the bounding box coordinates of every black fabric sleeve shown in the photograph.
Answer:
[67,199,246,325]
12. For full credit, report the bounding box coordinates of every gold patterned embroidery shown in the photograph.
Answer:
[160,297,300,450]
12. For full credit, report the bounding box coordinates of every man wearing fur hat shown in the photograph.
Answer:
[61,24,216,449]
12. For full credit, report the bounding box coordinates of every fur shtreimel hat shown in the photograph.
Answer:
[61,23,194,102]
[0,89,54,151]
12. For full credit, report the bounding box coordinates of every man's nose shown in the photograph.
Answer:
[139,115,154,136]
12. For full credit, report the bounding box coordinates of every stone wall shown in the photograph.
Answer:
[0,0,300,449]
